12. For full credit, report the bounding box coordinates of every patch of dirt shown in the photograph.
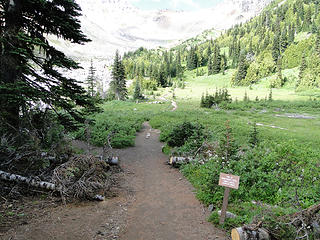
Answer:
[275,113,316,119]
[171,100,178,111]
[1,122,227,240]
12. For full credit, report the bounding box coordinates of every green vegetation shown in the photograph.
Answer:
[89,96,320,237]
[122,0,320,102]
[109,50,128,100]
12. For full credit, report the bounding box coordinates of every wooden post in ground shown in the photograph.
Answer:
[218,173,240,225]
[219,187,230,225]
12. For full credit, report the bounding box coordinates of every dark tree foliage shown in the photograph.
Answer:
[212,45,221,74]
[233,52,249,85]
[316,31,320,57]
[86,59,96,97]
[187,46,198,70]
[110,50,127,100]
[167,121,204,148]
[0,0,97,131]
[133,79,143,100]
[200,88,232,108]
[298,52,307,82]
[249,123,259,148]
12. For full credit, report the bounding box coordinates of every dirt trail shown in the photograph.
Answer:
[1,123,226,240]
[118,122,225,240]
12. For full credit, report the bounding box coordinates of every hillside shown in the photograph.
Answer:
[47,0,273,95]
[123,0,320,99]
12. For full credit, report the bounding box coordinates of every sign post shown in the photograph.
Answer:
[218,173,240,225]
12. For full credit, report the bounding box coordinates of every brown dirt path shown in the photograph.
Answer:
[118,122,226,240]
[1,122,227,240]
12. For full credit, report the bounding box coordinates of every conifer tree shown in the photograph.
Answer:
[0,0,96,130]
[86,59,97,97]
[110,50,127,100]
[221,54,227,75]
[316,31,320,57]
[234,52,249,84]
[249,123,259,148]
[212,45,221,74]
[133,79,143,100]
[272,32,280,62]
[207,55,213,75]
[288,24,295,44]
[280,27,288,52]
[298,53,307,83]
[277,57,284,86]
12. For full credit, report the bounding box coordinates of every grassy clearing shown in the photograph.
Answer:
[90,96,320,235]
[159,67,320,102]
[87,71,320,234]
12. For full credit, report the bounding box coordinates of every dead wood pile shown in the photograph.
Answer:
[52,155,113,203]
[231,203,320,240]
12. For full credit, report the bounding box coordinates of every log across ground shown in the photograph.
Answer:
[1,122,226,240]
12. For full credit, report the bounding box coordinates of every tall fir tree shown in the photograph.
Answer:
[0,0,96,130]
[298,52,307,85]
[110,50,127,100]
[86,59,97,97]
[212,45,221,74]
[133,79,143,100]
[207,55,213,75]
[272,31,280,62]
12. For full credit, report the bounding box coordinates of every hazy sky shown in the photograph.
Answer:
[128,0,223,11]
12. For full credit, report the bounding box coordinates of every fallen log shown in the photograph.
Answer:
[168,156,192,168]
[232,203,320,240]
[0,170,57,191]
[231,226,270,240]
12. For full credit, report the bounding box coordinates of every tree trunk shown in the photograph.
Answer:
[168,156,192,167]
[231,227,270,240]
[0,0,23,130]
[0,170,57,190]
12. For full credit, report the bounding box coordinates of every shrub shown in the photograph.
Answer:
[200,88,232,108]
[166,121,205,152]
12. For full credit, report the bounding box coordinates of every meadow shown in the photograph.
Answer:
[82,71,320,235]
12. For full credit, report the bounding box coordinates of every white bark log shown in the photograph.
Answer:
[231,227,270,240]
[0,170,56,190]
[168,156,192,167]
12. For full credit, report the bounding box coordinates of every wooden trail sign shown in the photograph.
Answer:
[218,173,240,225]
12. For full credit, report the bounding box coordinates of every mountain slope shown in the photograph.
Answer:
[48,0,272,93]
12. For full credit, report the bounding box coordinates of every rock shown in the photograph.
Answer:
[94,195,105,201]
[208,204,214,212]
[107,156,119,165]
[312,221,320,238]
[217,210,237,219]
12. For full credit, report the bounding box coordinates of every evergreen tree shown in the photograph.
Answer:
[280,27,288,52]
[298,53,307,83]
[0,0,96,130]
[303,7,312,31]
[187,46,198,70]
[277,57,284,86]
[288,24,295,44]
[272,32,280,62]
[133,79,143,100]
[312,20,318,34]
[249,123,259,148]
[86,59,97,97]
[221,54,227,75]
[212,45,221,74]
[234,52,249,85]
[207,55,213,75]
[110,50,127,100]
[316,31,320,57]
